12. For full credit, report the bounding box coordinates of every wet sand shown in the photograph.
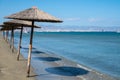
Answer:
[0,33,36,80]
[30,49,118,80]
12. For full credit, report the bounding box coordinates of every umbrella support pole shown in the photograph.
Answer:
[6,31,9,43]
[10,30,12,48]
[27,21,34,77]
[5,31,6,41]
[3,31,5,40]
[11,27,14,52]
[17,26,23,61]
[5,31,7,41]
[7,31,9,43]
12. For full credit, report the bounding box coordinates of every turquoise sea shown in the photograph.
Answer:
[14,32,120,79]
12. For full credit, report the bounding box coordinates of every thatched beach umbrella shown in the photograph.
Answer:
[0,25,21,31]
[0,25,21,52]
[4,19,40,28]
[0,24,9,40]
[0,28,7,41]
[0,24,21,43]
[5,6,63,77]
[4,19,40,61]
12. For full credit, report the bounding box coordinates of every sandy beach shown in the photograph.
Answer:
[0,33,36,80]
[0,0,120,79]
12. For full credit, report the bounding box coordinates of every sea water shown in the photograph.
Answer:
[14,32,120,78]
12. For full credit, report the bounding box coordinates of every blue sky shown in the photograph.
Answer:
[0,0,120,27]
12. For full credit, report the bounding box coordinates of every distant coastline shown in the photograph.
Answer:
[14,29,120,33]
[13,25,120,33]
[34,30,118,33]
[34,25,120,33]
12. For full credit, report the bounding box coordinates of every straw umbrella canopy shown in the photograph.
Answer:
[0,24,21,41]
[0,24,10,40]
[0,24,8,40]
[0,26,21,43]
[0,24,21,31]
[4,19,41,60]
[5,7,62,22]
[4,19,40,28]
[5,6,63,77]
[1,26,21,43]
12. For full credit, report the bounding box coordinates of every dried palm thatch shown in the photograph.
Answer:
[0,27,21,31]
[5,7,63,22]
[4,20,40,28]
[0,24,21,31]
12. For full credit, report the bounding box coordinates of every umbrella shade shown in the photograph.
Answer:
[5,7,63,22]
[4,20,40,28]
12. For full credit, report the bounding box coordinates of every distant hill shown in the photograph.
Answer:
[34,25,120,32]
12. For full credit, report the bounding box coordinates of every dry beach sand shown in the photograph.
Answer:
[0,33,35,80]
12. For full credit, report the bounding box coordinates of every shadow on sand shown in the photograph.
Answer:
[45,66,89,76]
[33,57,61,62]
[22,47,36,50]
[32,50,45,54]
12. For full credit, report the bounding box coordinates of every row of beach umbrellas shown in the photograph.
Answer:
[0,6,62,77]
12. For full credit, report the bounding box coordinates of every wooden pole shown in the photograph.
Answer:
[7,31,10,45]
[11,27,14,52]
[7,31,9,42]
[3,31,5,39]
[5,31,7,41]
[17,26,23,60]
[27,21,34,77]
[6,31,9,43]
[10,30,12,48]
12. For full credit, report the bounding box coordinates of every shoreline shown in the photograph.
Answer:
[0,33,36,80]
[1,31,119,80]
[33,46,120,79]
[32,49,118,80]
[19,44,119,80]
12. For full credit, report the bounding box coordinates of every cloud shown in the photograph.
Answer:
[64,18,81,21]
